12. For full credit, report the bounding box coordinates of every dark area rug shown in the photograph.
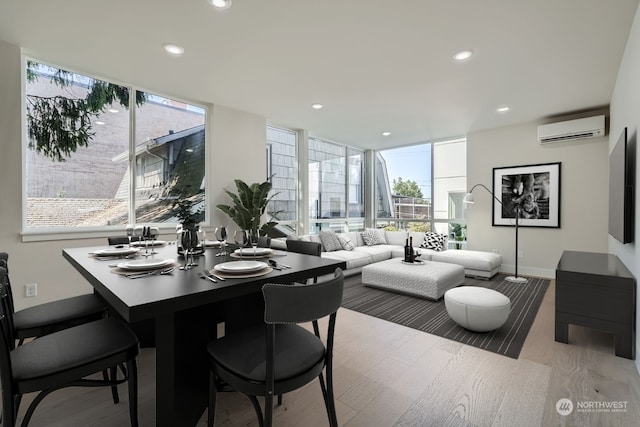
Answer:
[341,273,550,359]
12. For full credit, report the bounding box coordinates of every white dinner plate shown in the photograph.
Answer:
[93,247,139,256]
[117,258,175,271]
[131,240,167,247]
[234,247,273,256]
[214,261,268,273]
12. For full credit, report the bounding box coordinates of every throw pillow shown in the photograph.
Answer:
[319,230,343,252]
[420,232,446,251]
[338,234,354,251]
[361,229,385,246]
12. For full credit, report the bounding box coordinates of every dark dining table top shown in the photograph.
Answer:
[63,244,346,323]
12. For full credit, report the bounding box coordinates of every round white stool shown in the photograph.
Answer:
[444,286,511,332]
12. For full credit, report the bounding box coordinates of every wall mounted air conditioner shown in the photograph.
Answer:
[537,115,605,144]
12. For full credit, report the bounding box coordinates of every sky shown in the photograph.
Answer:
[378,144,432,198]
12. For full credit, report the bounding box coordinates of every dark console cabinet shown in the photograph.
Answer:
[555,250,636,359]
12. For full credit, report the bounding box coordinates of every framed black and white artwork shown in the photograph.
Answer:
[492,162,561,228]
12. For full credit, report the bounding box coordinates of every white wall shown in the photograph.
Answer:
[466,122,609,278]
[0,39,267,310]
[609,4,640,372]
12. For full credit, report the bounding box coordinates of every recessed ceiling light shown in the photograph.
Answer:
[453,50,474,62]
[163,43,185,56]
[185,148,194,153]
[95,121,105,125]
[312,103,323,110]
[496,105,511,113]
[107,108,119,114]
[382,132,391,136]
[209,0,232,9]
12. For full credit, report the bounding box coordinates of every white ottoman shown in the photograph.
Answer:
[362,258,465,300]
[444,286,511,332]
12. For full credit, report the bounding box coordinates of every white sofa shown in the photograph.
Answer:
[274,230,503,279]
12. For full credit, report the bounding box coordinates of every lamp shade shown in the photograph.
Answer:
[463,192,475,204]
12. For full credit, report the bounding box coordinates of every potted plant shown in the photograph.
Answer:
[216,178,281,239]
[173,196,205,255]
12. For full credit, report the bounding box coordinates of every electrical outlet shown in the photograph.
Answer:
[518,250,524,259]
[25,283,37,297]
[216,322,225,339]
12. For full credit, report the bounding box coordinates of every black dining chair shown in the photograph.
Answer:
[0,252,107,346]
[206,268,344,427]
[286,240,322,284]
[108,236,142,246]
[0,266,140,427]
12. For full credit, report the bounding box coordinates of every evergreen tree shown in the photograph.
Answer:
[26,61,147,162]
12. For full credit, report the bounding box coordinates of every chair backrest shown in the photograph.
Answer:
[0,253,15,316]
[107,236,141,246]
[0,266,15,391]
[263,268,343,324]
[258,236,271,248]
[286,240,322,257]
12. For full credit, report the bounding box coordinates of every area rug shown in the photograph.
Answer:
[341,273,550,359]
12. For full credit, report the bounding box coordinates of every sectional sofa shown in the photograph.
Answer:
[272,229,503,279]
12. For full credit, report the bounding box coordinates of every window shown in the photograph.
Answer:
[308,138,364,233]
[375,139,466,236]
[266,126,297,229]
[24,61,206,231]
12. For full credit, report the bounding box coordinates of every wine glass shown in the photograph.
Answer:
[247,230,259,258]
[133,226,145,254]
[214,226,228,257]
[125,224,134,247]
[234,230,247,255]
[180,229,197,269]
[148,227,160,255]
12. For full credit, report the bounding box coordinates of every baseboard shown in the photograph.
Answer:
[500,264,554,279]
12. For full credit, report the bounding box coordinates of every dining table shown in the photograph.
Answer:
[63,243,346,427]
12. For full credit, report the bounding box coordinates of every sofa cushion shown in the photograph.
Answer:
[420,232,446,251]
[361,229,386,246]
[319,231,343,252]
[321,250,371,270]
[431,250,503,272]
[354,245,394,263]
[337,234,354,251]
[384,230,408,246]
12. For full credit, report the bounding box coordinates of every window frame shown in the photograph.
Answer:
[21,56,209,242]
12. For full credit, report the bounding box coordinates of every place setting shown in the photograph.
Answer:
[110,258,179,279]
[208,260,273,279]
[88,246,140,261]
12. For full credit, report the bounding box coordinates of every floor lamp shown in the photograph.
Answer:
[463,183,527,284]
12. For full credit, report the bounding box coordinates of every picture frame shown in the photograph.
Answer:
[492,162,561,228]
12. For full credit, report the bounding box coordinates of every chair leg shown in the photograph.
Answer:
[247,395,265,427]
[325,363,338,427]
[127,359,139,427]
[2,390,16,427]
[208,372,217,427]
[104,367,119,404]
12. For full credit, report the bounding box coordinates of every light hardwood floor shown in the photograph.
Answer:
[15,280,640,426]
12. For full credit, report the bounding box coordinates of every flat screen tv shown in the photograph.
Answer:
[608,127,634,243]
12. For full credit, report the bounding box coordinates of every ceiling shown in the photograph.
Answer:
[1,0,638,151]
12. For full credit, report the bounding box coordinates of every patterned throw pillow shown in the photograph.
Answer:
[420,232,446,251]
[361,229,385,246]
[338,234,354,251]
[319,231,343,252]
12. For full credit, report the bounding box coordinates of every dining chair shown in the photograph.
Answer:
[0,252,107,346]
[108,236,142,246]
[0,266,140,427]
[285,240,322,284]
[206,268,344,427]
